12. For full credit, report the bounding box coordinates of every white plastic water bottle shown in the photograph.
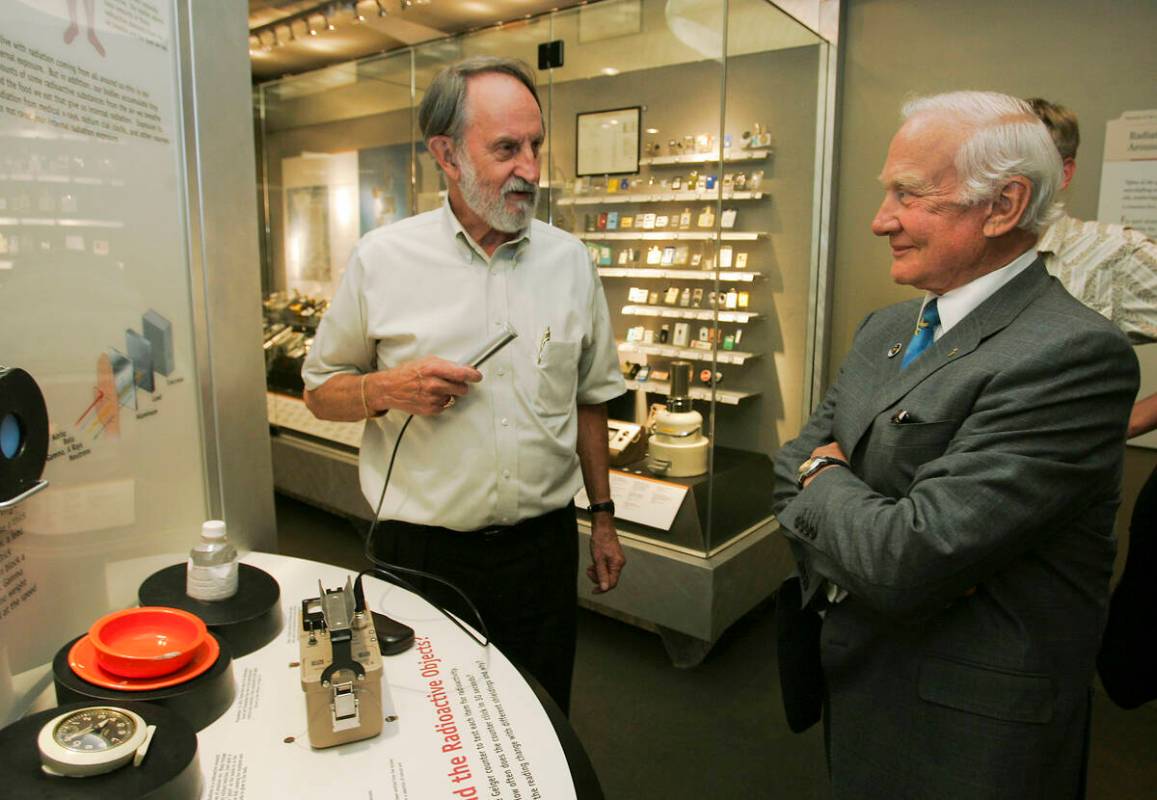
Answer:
[186,520,239,601]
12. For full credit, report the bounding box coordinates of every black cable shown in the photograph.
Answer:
[358,411,491,647]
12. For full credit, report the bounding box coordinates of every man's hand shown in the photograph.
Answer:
[366,356,481,416]
[586,516,625,593]
[802,440,848,488]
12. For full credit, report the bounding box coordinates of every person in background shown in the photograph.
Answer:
[301,56,626,711]
[1030,97,1157,709]
[772,91,1138,799]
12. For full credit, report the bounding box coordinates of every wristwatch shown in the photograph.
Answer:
[797,456,849,488]
[588,500,616,516]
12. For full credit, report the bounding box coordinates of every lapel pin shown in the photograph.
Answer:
[946,347,959,358]
[887,343,903,358]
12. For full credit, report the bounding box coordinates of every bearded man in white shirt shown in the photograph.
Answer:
[302,56,626,711]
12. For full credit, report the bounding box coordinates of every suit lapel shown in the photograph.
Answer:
[844,260,1053,457]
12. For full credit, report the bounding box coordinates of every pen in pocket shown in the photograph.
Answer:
[536,326,551,364]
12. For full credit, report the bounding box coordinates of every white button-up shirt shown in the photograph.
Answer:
[302,202,625,530]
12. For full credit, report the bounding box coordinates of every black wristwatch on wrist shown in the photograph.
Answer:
[588,500,615,516]
[797,456,849,488]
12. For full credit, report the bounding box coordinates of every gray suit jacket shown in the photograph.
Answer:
[772,261,1139,800]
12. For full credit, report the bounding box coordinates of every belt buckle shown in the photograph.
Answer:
[478,525,508,540]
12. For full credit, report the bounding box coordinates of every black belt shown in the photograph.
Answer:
[385,503,573,543]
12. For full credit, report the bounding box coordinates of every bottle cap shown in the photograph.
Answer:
[201,520,227,540]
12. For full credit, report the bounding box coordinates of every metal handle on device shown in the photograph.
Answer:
[462,322,519,368]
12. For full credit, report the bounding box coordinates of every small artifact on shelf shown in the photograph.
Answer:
[673,322,691,347]
[720,208,738,229]
[698,368,724,386]
[646,361,709,478]
[735,252,748,269]
[697,206,715,228]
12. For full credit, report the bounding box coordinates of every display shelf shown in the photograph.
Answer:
[558,190,766,206]
[621,305,758,323]
[619,342,758,365]
[638,149,772,166]
[623,378,757,405]
[598,267,761,282]
[581,231,763,242]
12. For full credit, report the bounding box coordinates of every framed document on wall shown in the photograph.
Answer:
[576,106,641,177]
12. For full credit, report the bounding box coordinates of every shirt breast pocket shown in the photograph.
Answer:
[534,340,580,417]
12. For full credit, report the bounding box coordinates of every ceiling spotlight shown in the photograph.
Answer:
[324,10,335,31]
[308,16,318,35]
[352,1,366,22]
[401,0,413,9]
[249,34,260,51]
[286,22,296,41]
[375,0,387,15]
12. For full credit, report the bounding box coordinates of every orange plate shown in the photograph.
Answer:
[68,634,220,691]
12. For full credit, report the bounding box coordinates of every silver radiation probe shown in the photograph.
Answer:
[462,322,518,368]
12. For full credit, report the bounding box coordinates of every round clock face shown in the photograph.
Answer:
[38,706,149,778]
[53,707,138,752]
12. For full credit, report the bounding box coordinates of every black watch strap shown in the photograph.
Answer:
[588,500,615,516]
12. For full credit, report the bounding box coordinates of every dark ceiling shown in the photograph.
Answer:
[247,0,587,82]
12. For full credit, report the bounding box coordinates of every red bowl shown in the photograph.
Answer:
[88,607,208,679]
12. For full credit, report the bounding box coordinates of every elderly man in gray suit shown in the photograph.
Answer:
[772,91,1139,800]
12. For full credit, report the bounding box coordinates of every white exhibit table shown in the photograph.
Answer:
[195,551,598,800]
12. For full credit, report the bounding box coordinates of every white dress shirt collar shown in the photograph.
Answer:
[925,246,1038,339]
[441,198,531,265]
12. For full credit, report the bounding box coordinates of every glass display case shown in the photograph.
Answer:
[255,0,840,660]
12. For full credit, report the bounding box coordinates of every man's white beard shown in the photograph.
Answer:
[457,149,539,233]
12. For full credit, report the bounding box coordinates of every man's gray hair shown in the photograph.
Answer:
[902,91,1063,234]
[418,56,541,144]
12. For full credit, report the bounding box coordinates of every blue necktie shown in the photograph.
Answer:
[901,299,940,369]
